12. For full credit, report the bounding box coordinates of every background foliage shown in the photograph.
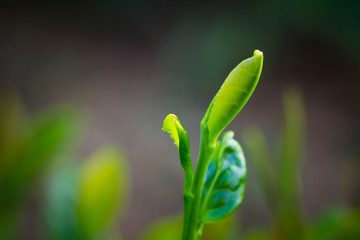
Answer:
[0,0,359,239]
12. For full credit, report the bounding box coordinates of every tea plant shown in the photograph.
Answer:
[162,50,263,240]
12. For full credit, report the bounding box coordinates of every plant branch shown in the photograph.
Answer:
[182,125,215,240]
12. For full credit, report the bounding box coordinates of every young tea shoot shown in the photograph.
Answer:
[162,50,264,240]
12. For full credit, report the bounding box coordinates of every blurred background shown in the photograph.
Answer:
[0,1,360,239]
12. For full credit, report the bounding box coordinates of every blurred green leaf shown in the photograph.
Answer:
[306,207,360,240]
[76,147,129,238]
[0,106,80,207]
[0,92,29,178]
[242,127,279,214]
[331,209,360,239]
[202,216,237,240]
[241,228,272,240]
[0,208,19,240]
[201,131,247,223]
[44,162,80,240]
[141,215,183,240]
[241,87,306,239]
[278,87,306,208]
[141,214,236,240]
[277,87,306,238]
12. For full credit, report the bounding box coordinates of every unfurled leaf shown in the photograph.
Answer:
[203,50,263,144]
[201,131,247,223]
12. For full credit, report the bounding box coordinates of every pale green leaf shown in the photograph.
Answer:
[162,114,184,148]
[206,50,263,143]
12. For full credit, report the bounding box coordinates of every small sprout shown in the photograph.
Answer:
[163,50,263,240]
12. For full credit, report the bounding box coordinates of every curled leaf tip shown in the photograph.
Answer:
[162,114,192,178]
[254,49,263,56]
[162,113,183,148]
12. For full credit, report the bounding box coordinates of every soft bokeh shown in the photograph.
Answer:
[1,1,360,239]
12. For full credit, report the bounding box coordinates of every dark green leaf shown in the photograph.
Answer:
[201,131,247,223]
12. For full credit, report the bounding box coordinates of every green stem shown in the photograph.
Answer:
[182,125,215,240]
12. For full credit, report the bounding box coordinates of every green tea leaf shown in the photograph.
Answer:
[201,131,247,223]
[76,147,129,238]
[205,50,263,144]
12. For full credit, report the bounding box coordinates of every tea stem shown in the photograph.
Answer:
[182,125,215,240]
